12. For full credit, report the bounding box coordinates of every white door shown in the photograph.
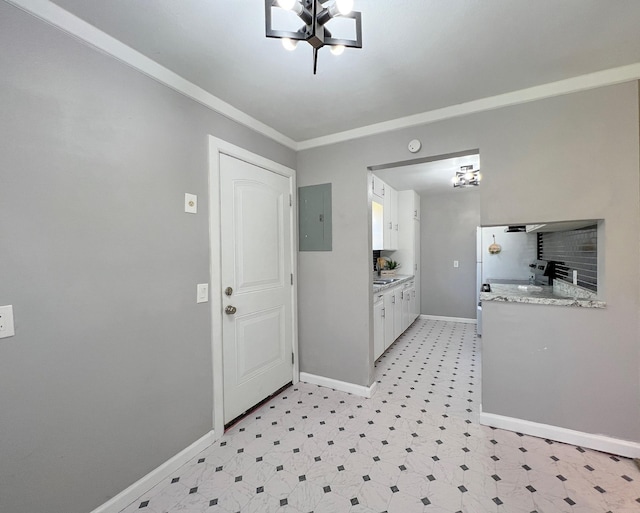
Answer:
[220,154,293,423]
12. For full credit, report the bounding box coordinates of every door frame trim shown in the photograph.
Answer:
[208,136,299,439]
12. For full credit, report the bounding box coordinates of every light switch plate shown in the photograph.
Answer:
[197,283,209,303]
[453,260,459,268]
[185,193,197,214]
[0,305,15,338]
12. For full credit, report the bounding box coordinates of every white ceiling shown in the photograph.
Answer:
[374,154,480,197]
[37,1,640,143]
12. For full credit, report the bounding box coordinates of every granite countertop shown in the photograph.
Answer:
[373,274,414,294]
[480,283,606,309]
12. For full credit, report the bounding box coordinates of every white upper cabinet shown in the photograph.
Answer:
[372,175,386,200]
[409,190,420,220]
[396,190,421,274]
[384,186,398,250]
[371,174,398,251]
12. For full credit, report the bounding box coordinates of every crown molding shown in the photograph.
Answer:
[6,1,640,153]
[5,0,298,150]
[297,62,640,150]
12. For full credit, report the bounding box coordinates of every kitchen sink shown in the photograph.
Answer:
[374,278,400,285]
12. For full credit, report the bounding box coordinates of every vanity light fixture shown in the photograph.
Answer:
[453,165,481,188]
[265,0,362,74]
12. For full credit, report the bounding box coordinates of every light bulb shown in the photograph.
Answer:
[282,38,298,51]
[277,0,296,10]
[325,0,353,20]
[335,0,354,15]
[330,45,345,56]
[465,172,474,181]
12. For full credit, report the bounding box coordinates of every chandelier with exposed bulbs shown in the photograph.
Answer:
[265,0,362,74]
[453,165,481,188]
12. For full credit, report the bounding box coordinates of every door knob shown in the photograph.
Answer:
[225,305,237,315]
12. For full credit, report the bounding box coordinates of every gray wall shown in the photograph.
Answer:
[296,81,640,444]
[482,300,638,440]
[420,190,480,319]
[481,227,537,282]
[296,154,373,386]
[0,5,295,513]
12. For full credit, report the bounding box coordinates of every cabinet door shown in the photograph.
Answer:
[409,286,417,323]
[383,185,392,249]
[372,175,385,200]
[402,287,411,331]
[373,297,385,360]
[383,290,395,349]
[390,188,399,250]
[383,185,398,250]
[393,290,403,340]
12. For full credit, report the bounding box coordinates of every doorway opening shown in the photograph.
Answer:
[368,148,482,421]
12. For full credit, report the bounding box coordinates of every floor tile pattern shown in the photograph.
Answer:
[120,319,639,513]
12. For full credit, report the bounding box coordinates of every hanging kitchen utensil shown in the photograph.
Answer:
[488,235,502,254]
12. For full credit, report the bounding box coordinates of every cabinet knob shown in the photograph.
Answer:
[225,305,237,315]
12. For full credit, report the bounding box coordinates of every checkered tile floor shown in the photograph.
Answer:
[120,319,639,512]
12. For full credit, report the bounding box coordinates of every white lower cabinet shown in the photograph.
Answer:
[375,280,420,361]
[373,294,385,360]
[401,286,410,332]
[392,288,403,340]
[410,285,418,320]
[401,282,418,332]
[383,289,395,350]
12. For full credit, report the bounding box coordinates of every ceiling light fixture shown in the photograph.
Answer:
[453,165,481,188]
[265,0,362,74]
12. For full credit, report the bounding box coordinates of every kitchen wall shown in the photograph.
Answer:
[481,226,536,282]
[297,80,640,444]
[420,190,480,319]
[0,5,295,513]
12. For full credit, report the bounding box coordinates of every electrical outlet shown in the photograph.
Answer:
[185,193,197,214]
[453,260,459,268]
[0,305,15,339]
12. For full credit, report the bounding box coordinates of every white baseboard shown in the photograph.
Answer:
[479,409,640,459]
[300,372,378,398]
[90,430,215,513]
[420,314,477,324]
